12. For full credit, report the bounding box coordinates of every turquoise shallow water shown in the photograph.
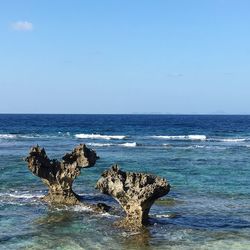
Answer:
[0,115,250,249]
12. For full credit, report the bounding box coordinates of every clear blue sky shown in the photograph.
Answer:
[0,0,250,114]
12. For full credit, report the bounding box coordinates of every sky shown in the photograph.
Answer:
[0,0,250,114]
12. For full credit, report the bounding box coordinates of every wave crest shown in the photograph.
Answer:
[217,138,246,142]
[152,135,207,141]
[87,143,113,147]
[0,134,17,139]
[208,138,247,142]
[88,142,137,147]
[75,133,126,140]
[119,142,137,147]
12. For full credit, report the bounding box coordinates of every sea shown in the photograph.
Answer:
[0,114,250,250]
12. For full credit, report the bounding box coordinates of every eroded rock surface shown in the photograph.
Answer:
[96,165,170,229]
[25,144,98,204]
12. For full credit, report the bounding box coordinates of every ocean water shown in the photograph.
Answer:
[0,114,250,250]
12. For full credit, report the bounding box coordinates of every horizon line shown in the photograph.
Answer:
[0,113,250,116]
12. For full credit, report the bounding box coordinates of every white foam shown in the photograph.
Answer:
[218,138,246,142]
[88,142,137,147]
[19,135,38,139]
[2,192,44,199]
[9,193,43,199]
[167,145,226,150]
[0,133,38,139]
[155,214,174,218]
[152,135,207,141]
[72,205,93,212]
[0,134,63,139]
[87,143,113,147]
[185,145,206,149]
[96,212,120,218]
[75,133,126,140]
[71,206,119,218]
[206,137,249,142]
[0,134,17,139]
[119,142,137,147]
[188,135,207,140]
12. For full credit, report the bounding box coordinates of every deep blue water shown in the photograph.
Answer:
[0,114,250,249]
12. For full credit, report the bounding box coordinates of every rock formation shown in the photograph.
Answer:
[25,144,98,205]
[96,165,170,229]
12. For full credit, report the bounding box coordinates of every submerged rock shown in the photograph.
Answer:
[96,165,170,229]
[93,202,112,213]
[25,144,98,205]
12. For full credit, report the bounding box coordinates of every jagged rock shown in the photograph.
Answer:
[25,144,98,205]
[96,165,170,229]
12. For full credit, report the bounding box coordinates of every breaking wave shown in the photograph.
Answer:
[119,142,137,147]
[152,135,207,141]
[209,138,247,142]
[152,135,250,143]
[0,134,17,139]
[75,133,126,140]
[87,142,137,147]
[0,132,71,140]
[163,144,227,150]
[1,132,249,145]
[87,143,113,147]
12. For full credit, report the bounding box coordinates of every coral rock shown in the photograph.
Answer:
[96,165,170,229]
[25,144,98,204]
